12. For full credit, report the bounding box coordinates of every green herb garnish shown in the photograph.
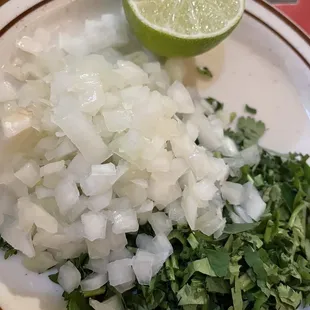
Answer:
[245,104,257,114]
[0,236,17,260]
[206,97,224,112]
[225,116,266,149]
[197,66,213,78]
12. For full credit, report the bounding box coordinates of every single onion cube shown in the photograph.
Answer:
[0,81,18,102]
[90,296,124,310]
[148,212,172,236]
[67,153,91,180]
[86,238,111,259]
[241,182,266,221]
[54,178,80,215]
[132,250,155,285]
[240,145,261,166]
[167,81,195,114]
[35,186,54,199]
[53,108,112,164]
[85,258,108,274]
[91,163,116,176]
[1,108,32,138]
[109,230,128,251]
[150,234,173,258]
[111,209,139,234]
[81,211,108,241]
[88,190,112,212]
[58,261,81,293]
[0,220,35,257]
[221,181,245,205]
[80,174,112,196]
[136,234,153,251]
[107,258,134,287]
[109,248,133,262]
[81,273,108,291]
[40,160,65,177]
[23,252,57,273]
[45,138,77,161]
[192,178,218,201]
[14,160,40,188]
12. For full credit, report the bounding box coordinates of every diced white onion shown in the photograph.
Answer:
[81,211,108,241]
[58,261,81,293]
[111,209,139,234]
[240,182,266,221]
[221,181,245,205]
[54,178,80,215]
[240,145,261,166]
[0,11,270,291]
[88,190,112,212]
[90,295,124,310]
[81,273,108,291]
[40,160,65,177]
[14,160,40,188]
[35,186,54,199]
[86,258,108,274]
[107,258,134,287]
[148,212,172,236]
[23,251,57,273]
[167,81,194,114]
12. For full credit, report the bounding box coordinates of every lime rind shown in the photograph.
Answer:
[123,0,245,57]
[127,0,245,39]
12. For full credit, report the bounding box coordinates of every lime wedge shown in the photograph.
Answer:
[123,0,245,57]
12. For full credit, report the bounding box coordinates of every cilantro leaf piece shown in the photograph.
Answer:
[4,248,17,259]
[277,284,302,309]
[48,273,59,284]
[206,249,230,277]
[244,246,267,281]
[206,97,224,112]
[206,277,230,294]
[224,223,258,234]
[197,66,213,78]
[182,258,216,285]
[0,236,17,259]
[225,117,266,149]
[63,289,94,310]
[177,283,208,306]
[245,104,257,115]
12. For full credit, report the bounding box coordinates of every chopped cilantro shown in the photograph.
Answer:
[0,236,17,260]
[197,66,213,78]
[206,97,224,112]
[245,104,257,114]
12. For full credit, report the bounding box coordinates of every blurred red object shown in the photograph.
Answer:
[275,0,310,34]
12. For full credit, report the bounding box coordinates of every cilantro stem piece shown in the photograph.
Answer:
[187,233,199,249]
[288,202,310,229]
[263,220,273,244]
[83,286,106,298]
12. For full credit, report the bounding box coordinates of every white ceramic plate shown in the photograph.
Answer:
[0,0,309,309]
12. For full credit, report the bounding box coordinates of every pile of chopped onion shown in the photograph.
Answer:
[0,11,266,293]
